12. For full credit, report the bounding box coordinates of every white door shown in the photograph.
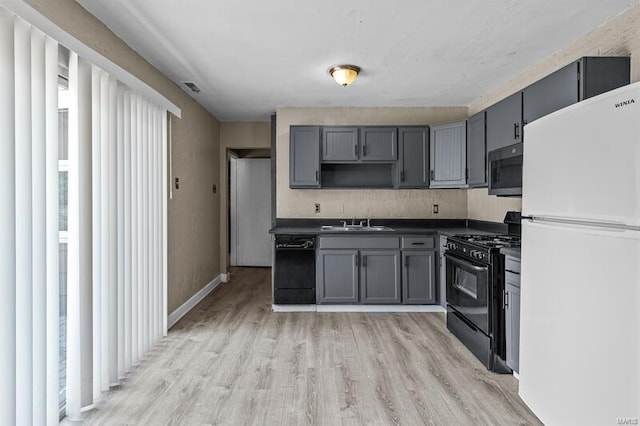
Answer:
[230,158,272,266]
[519,219,640,426]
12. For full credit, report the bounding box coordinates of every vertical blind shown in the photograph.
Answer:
[0,6,169,424]
[0,9,59,425]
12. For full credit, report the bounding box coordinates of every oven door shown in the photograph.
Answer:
[445,253,490,334]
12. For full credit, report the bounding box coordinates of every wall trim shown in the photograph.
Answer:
[272,304,445,313]
[168,275,223,329]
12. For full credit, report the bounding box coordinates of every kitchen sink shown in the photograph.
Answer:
[321,225,394,232]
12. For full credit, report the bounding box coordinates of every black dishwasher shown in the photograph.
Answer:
[273,235,316,304]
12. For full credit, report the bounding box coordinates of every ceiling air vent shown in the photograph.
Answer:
[183,82,201,93]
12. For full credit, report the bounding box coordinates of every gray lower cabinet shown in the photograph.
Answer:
[289,126,320,188]
[317,250,359,303]
[360,250,401,303]
[438,236,447,308]
[505,281,521,373]
[402,250,436,304]
[466,111,487,187]
[322,127,359,161]
[430,121,467,188]
[486,91,522,153]
[397,127,429,188]
[505,255,521,373]
[360,127,397,162]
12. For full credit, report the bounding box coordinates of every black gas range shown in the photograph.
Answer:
[445,214,521,373]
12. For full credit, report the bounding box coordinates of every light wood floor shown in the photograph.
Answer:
[85,267,541,425]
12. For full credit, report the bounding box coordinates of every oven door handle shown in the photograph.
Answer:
[444,253,489,272]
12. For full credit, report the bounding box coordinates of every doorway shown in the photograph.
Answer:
[229,150,272,267]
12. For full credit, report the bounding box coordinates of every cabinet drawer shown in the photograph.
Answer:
[401,236,435,249]
[506,271,521,289]
[318,237,399,250]
[505,256,521,274]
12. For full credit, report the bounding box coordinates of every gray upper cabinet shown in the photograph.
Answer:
[317,250,359,303]
[289,126,320,188]
[360,127,397,162]
[579,56,630,100]
[466,112,487,188]
[486,91,522,153]
[523,62,579,126]
[523,57,630,127]
[360,250,401,304]
[322,127,359,162]
[397,127,429,188]
[402,250,436,304]
[430,121,467,188]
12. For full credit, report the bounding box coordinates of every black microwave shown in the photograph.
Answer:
[488,143,522,196]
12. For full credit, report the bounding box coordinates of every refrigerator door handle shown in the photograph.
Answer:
[526,215,640,231]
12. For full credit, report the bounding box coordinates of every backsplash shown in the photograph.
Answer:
[277,187,468,219]
[467,188,522,223]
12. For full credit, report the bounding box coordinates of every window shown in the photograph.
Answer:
[58,52,69,414]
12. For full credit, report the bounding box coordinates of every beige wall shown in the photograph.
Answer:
[467,189,521,223]
[219,122,271,273]
[470,5,640,116]
[276,107,469,219]
[25,0,222,313]
[466,5,640,222]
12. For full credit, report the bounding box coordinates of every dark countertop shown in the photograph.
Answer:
[500,247,522,258]
[270,219,505,238]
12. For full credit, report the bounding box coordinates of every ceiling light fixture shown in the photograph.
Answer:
[329,65,361,87]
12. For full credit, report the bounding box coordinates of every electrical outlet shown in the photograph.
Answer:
[212,184,217,194]
[432,204,439,214]
[175,177,180,190]
[314,203,321,213]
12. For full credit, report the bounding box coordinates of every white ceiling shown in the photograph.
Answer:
[76,0,637,121]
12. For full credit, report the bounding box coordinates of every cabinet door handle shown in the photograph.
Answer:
[503,291,509,309]
[514,123,520,139]
[354,144,358,156]
[411,242,424,245]
[315,170,319,181]
[362,144,366,156]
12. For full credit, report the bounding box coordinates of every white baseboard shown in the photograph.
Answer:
[271,304,446,313]
[272,304,317,312]
[317,305,446,313]
[513,371,520,381]
[221,273,229,283]
[168,275,223,329]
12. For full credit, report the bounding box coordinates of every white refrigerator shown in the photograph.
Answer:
[520,82,640,425]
